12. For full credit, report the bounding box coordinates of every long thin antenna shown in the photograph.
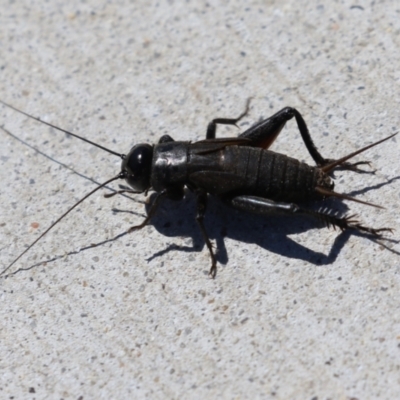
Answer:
[0,99,124,158]
[0,173,124,278]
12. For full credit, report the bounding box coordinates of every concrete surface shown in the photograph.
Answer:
[0,1,399,399]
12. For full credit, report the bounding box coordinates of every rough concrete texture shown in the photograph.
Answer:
[0,1,399,399]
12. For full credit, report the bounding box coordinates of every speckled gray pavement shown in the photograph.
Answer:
[1,1,399,399]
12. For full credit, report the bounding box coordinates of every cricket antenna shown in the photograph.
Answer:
[0,173,124,278]
[0,99,125,158]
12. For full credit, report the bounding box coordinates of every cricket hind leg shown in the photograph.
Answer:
[206,98,251,139]
[239,107,369,172]
[228,195,393,236]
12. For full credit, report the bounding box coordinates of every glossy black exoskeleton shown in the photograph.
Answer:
[0,99,394,277]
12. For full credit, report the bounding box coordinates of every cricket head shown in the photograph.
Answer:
[121,143,153,192]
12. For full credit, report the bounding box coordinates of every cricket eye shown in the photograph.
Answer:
[121,143,153,192]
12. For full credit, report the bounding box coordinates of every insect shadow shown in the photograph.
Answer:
[111,178,399,271]
[6,176,399,277]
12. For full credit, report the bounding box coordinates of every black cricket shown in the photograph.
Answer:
[0,99,394,278]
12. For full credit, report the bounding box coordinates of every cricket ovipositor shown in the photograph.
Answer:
[0,98,395,278]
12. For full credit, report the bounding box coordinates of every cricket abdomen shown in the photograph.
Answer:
[225,146,331,202]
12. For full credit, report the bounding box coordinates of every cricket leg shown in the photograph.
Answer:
[127,190,167,232]
[206,98,251,139]
[195,190,218,278]
[158,134,175,143]
[104,189,139,198]
[238,107,370,171]
[228,195,393,236]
